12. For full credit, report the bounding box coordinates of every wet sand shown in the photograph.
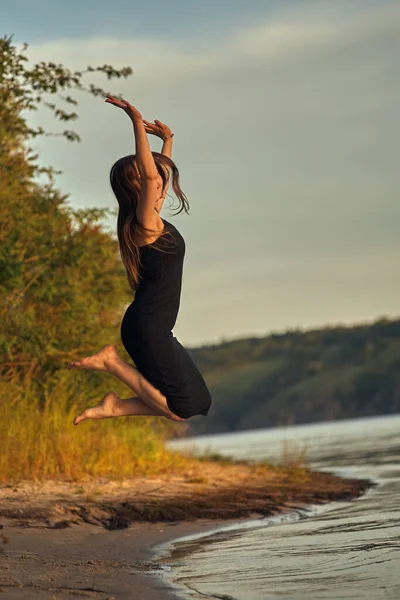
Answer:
[0,460,372,598]
[0,519,245,599]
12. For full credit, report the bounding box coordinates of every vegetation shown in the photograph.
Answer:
[0,35,182,483]
[188,317,400,434]
[0,377,190,484]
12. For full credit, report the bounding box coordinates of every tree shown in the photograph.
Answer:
[0,35,133,380]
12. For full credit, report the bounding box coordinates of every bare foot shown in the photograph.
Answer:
[73,391,122,425]
[67,344,118,372]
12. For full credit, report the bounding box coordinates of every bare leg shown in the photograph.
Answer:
[73,391,166,426]
[68,345,187,422]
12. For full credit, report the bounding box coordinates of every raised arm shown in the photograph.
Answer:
[105,95,163,239]
[105,95,158,179]
[143,118,174,159]
[160,134,173,159]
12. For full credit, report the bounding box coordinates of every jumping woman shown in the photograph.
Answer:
[68,95,212,425]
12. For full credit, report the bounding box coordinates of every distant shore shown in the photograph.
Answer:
[0,459,373,598]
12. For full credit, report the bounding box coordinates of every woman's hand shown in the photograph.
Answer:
[105,95,142,121]
[143,118,173,140]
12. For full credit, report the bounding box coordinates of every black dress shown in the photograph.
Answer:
[120,218,212,419]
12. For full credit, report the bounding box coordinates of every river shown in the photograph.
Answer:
[158,413,400,599]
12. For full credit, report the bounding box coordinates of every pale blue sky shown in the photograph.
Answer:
[2,0,283,42]
[2,0,399,346]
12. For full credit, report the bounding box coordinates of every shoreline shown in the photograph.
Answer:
[0,459,372,529]
[0,518,251,599]
[0,460,373,598]
[151,498,366,599]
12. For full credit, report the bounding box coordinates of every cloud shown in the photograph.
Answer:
[24,0,400,344]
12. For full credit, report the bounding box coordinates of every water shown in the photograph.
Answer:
[161,414,400,599]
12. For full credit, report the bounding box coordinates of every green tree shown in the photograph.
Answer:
[0,35,133,379]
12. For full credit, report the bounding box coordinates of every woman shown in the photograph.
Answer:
[68,96,212,425]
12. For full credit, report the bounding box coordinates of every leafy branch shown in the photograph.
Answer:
[0,34,133,145]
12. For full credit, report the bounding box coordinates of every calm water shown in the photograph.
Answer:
[159,414,400,599]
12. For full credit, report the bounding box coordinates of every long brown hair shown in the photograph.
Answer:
[110,152,190,291]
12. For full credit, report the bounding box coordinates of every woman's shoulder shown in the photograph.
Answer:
[134,215,166,248]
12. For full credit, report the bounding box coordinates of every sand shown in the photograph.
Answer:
[0,460,372,598]
[0,519,246,599]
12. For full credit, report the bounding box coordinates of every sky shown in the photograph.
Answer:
[2,0,399,347]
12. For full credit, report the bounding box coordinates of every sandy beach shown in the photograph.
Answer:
[0,460,372,598]
[0,519,246,599]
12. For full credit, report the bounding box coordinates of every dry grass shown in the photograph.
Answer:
[280,439,309,468]
[0,375,188,483]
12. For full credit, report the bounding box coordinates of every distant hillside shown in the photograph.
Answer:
[186,317,400,435]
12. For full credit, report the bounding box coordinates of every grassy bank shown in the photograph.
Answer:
[0,373,373,532]
[0,372,186,483]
